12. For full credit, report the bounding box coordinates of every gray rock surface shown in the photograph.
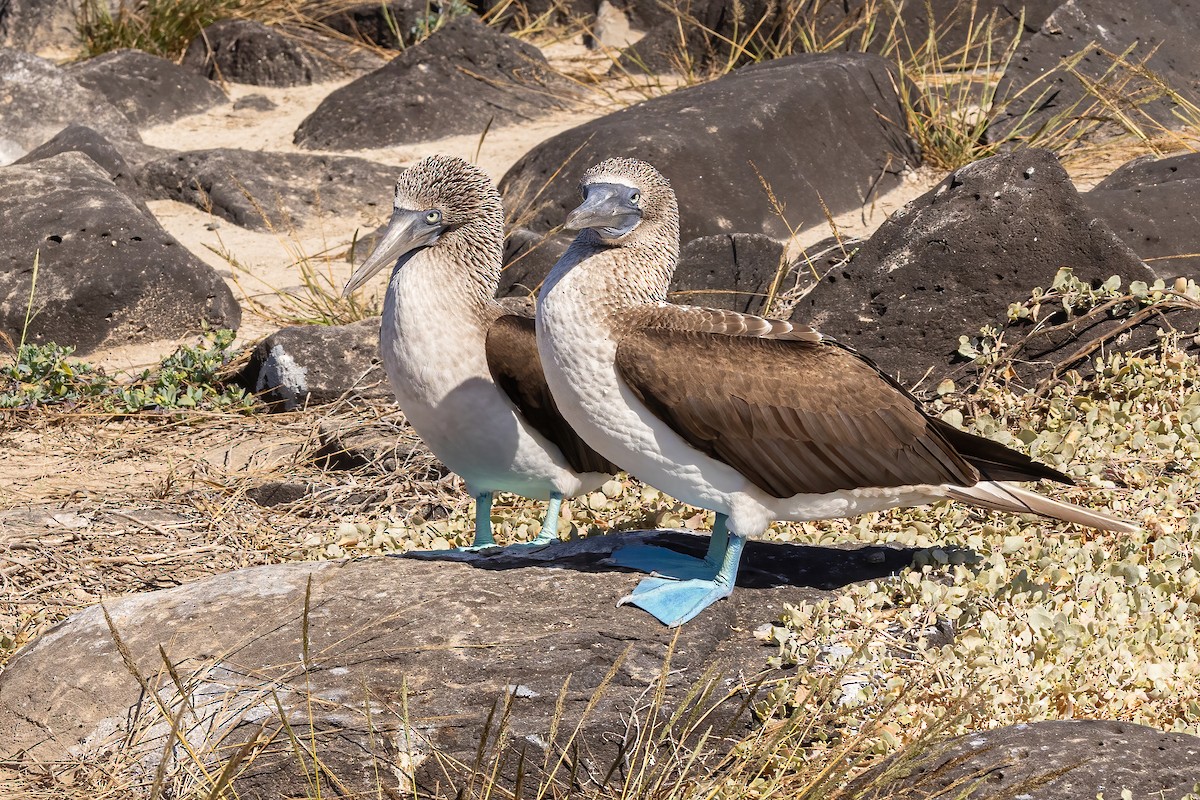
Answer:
[670,233,788,315]
[66,48,228,127]
[14,124,149,214]
[497,52,919,291]
[0,0,79,52]
[136,148,395,230]
[0,533,915,798]
[181,19,332,87]
[850,719,1200,799]
[240,318,389,410]
[293,15,573,150]
[0,152,240,355]
[988,0,1200,144]
[790,149,1162,386]
[317,416,423,473]
[0,48,142,156]
[317,0,440,49]
[1084,151,1200,281]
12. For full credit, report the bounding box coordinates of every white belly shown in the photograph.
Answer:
[536,264,946,536]
[381,256,603,499]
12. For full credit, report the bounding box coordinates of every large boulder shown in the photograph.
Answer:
[136,148,395,230]
[66,48,228,127]
[0,0,78,53]
[293,15,573,150]
[0,533,915,798]
[789,149,1163,386]
[497,52,920,289]
[317,0,443,49]
[851,719,1200,798]
[14,124,149,213]
[669,233,788,314]
[239,319,390,410]
[181,19,331,87]
[0,48,142,158]
[0,152,240,355]
[988,0,1200,144]
[1084,151,1200,281]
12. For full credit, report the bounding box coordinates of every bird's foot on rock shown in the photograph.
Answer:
[618,576,733,627]
[609,544,717,581]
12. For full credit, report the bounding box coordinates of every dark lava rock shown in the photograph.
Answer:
[988,0,1200,144]
[0,152,240,355]
[0,533,915,798]
[1084,152,1200,281]
[240,318,389,410]
[294,15,573,150]
[231,93,276,111]
[181,19,329,87]
[317,0,441,49]
[137,148,395,230]
[670,233,788,314]
[790,149,1162,386]
[0,48,141,156]
[66,48,228,127]
[246,480,311,506]
[497,52,919,290]
[619,0,1058,75]
[0,0,78,52]
[14,124,149,214]
[850,719,1200,799]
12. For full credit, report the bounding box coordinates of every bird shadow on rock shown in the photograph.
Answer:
[403,529,923,593]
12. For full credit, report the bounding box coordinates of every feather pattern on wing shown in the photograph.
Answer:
[486,313,618,476]
[614,305,1068,498]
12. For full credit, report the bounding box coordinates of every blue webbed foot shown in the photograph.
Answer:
[610,513,730,580]
[618,530,747,627]
[458,491,501,552]
[618,577,734,627]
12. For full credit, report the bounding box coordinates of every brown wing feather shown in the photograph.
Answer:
[485,314,617,476]
[615,316,982,498]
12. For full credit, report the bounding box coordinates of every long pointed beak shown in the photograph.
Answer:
[343,209,440,297]
[564,186,641,232]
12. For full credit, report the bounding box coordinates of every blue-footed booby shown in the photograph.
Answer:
[535,156,1138,626]
[343,155,616,550]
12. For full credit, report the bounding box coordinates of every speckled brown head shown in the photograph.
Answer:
[343,155,504,297]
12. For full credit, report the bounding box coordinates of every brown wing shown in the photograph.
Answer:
[614,314,983,498]
[485,313,618,476]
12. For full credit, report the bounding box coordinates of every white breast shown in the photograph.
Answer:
[536,254,947,536]
[380,251,602,499]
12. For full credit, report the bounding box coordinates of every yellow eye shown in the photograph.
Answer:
[425,210,441,225]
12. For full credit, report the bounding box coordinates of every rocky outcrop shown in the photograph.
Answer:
[0,152,240,355]
[293,15,574,150]
[136,148,395,230]
[850,719,1200,799]
[0,533,915,798]
[790,149,1163,386]
[0,48,142,158]
[181,19,332,87]
[1084,151,1200,281]
[0,0,79,52]
[988,0,1200,144]
[239,319,389,410]
[497,52,919,290]
[14,124,149,213]
[66,48,228,127]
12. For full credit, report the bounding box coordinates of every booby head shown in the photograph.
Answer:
[564,157,678,246]
[343,154,504,296]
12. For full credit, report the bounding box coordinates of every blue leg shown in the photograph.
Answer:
[458,492,499,551]
[618,533,747,627]
[610,513,730,580]
[504,491,562,550]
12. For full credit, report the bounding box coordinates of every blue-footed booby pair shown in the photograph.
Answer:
[343,155,616,550]
[536,157,1138,627]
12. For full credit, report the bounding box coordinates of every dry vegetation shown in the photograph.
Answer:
[4,0,1200,797]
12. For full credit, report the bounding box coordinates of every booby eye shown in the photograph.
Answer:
[629,191,641,205]
[424,210,442,225]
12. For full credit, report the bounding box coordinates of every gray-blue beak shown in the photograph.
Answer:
[343,209,444,297]
[564,183,643,238]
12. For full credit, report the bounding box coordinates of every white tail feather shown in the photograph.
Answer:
[946,482,1138,534]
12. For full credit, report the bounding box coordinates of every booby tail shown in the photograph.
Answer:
[946,482,1138,534]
